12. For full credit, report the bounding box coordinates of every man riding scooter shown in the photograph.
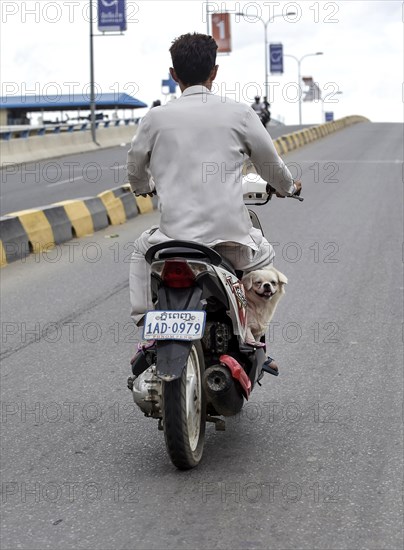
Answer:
[127,32,302,375]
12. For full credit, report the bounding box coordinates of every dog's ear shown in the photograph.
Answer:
[273,267,288,285]
[242,272,254,291]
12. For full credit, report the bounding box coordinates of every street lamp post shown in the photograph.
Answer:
[233,11,296,101]
[89,0,98,144]
[89,0,124,145]
[284,52,323,125]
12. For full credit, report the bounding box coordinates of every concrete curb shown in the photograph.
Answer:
[0,115,369,268]
[272,115,369,155]
[0,184,152,267]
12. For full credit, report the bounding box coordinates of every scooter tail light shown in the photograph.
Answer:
[161,260,196,288]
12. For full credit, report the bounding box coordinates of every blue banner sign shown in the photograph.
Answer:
[162,75,178,95]
[270,43,283,74]
[98,0,126,32]
[325,112,334,121]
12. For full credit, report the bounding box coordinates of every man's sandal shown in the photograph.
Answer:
[262,356,279,376]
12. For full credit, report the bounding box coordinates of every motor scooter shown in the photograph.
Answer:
[127,174,303,469]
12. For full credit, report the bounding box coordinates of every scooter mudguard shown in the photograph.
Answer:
[155,285,203,382]
[156,340,193,381]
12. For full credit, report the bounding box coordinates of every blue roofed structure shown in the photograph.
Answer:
[0,93,148,125]
[0,93,147,111]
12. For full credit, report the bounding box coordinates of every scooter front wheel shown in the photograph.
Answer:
[162,341,206,470]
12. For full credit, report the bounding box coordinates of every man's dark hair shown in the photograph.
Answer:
[169,33,218,85]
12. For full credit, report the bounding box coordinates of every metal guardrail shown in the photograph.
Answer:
[0,118,141,140]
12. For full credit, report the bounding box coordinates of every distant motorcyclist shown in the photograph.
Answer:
[251,96,270,127]
[262,96,271,125]
[251,96,262,114]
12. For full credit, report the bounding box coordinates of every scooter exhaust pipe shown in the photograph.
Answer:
[203,365,244,416]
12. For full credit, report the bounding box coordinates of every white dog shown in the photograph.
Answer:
[242,266,288,344]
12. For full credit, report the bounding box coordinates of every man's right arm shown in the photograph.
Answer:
[126,116,155,196]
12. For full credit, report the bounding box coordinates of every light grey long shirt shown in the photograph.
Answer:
[127,85,294,249]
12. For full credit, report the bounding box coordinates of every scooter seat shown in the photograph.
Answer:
[158,247,209,261]
[158,248,238,277]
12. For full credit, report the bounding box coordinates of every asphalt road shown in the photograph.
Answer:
[0,125,308,216]
[1,122,403,549]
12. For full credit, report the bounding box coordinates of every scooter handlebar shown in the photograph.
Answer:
[266,183,304,202]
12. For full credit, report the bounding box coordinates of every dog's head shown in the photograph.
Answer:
[242,267,288,303]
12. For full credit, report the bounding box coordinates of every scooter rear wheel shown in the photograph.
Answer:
[162,341,206,470]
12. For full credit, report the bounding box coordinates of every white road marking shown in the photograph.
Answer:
[297,160,402,164]
[47,176,84,188]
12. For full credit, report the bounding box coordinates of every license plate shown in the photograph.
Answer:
[143,311,206,341]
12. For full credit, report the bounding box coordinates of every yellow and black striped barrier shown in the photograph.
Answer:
[0,115,369,268]
[272,115,369,156]
[0,186,155,267]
